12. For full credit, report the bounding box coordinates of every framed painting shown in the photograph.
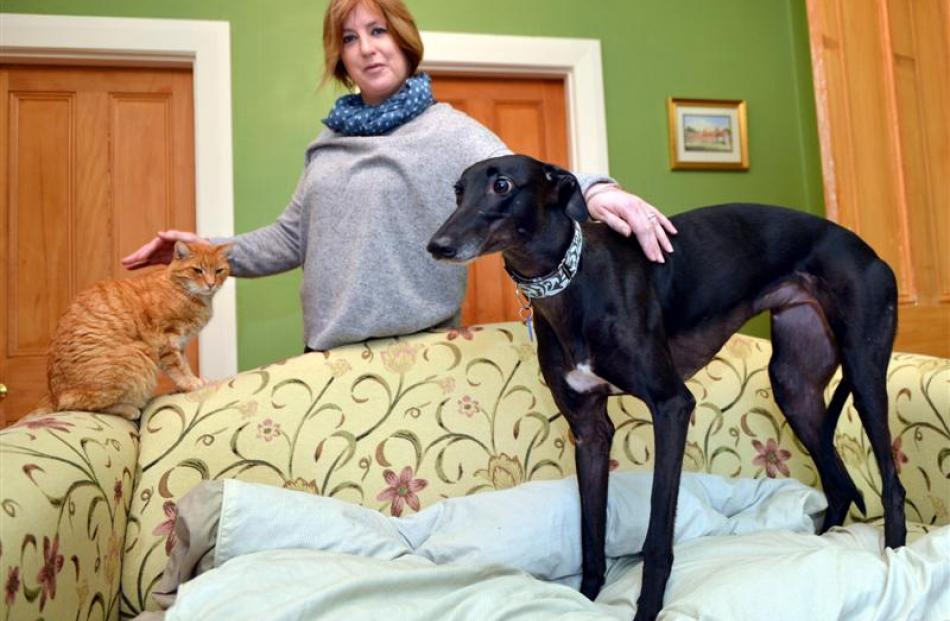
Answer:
[667,98,748,170]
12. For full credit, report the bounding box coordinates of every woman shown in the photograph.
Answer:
[123,0,676,352]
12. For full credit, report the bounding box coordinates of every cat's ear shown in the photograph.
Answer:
[215,242,235,259]
[174,241,193,260]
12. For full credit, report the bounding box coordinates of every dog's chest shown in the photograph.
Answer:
[565,361,623,395]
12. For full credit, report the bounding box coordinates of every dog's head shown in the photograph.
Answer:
[427,154,589,263]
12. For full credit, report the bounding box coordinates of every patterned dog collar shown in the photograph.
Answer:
[505,222,583,299]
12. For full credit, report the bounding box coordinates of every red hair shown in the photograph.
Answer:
[321,0,424,89]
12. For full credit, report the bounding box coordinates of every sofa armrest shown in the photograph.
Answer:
[0,412,138,621]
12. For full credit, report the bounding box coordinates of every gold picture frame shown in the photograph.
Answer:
[667,97,749,170]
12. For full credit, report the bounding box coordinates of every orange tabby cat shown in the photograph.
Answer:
[42,241,232,419]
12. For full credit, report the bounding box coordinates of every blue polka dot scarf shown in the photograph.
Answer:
[323,72,435,136]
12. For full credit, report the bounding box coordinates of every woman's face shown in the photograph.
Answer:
[340,2,410,106]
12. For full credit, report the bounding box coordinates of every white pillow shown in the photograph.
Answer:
[216,471,825,583]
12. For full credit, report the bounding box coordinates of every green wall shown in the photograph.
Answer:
[3,0,823,369]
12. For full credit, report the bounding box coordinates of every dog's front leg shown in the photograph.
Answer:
[596,339,696,621]
[572,403,614,598]
[534,318,613,599]
[634,384,694,621]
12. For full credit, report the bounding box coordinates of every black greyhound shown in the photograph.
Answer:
[427,154,906,621]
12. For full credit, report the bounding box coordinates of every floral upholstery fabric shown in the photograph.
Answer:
[844,352,949,525]
[0,413,138,621]
[1,322,947,620]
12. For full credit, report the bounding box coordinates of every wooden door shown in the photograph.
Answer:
[806,0,950,357]
[0,65,196,425]
[431,75,569,326]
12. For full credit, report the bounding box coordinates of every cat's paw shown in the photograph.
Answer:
[181,377,207,392]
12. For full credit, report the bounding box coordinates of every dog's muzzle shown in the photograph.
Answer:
[427,236,458,260]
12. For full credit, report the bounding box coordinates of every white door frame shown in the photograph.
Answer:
[0,13,237,380]
[421,31,610,173]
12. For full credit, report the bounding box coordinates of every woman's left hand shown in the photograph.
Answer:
[585,185,677,263]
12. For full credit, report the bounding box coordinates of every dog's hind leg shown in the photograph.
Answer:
[834,272,906,548]
[841,360,906,547]
[769,302,864,531]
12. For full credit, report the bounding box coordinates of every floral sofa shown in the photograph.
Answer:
[1,321,947,620]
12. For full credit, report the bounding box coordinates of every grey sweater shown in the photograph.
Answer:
[227,103,608,351]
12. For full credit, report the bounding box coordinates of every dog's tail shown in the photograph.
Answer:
[825,378,867,515]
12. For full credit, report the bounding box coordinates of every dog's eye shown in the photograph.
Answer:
[493,178,512,194]
[454,185,463,204]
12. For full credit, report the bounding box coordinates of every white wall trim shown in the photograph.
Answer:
[0,13,237,380]
[420,31,609,173]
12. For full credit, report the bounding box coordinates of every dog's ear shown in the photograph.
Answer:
[543,164,589,222]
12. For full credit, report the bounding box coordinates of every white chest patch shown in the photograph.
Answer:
[565,362,623,394]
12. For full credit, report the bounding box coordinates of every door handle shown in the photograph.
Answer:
[0,384,6,400]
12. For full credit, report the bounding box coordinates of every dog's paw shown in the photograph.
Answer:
[579,574,605,601]
[633,594,662,621]
[633,609,659,621]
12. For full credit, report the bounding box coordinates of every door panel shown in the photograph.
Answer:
[0,65,196,425]
[9,92,73,355]
[431,75,568,326]
[806,0,950,356]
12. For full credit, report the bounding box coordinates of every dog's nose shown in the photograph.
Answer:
[427,236,457,259]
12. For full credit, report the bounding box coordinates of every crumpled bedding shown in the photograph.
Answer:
[135,472,950,621]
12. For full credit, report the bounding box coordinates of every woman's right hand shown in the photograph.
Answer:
[121,230,203,270]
